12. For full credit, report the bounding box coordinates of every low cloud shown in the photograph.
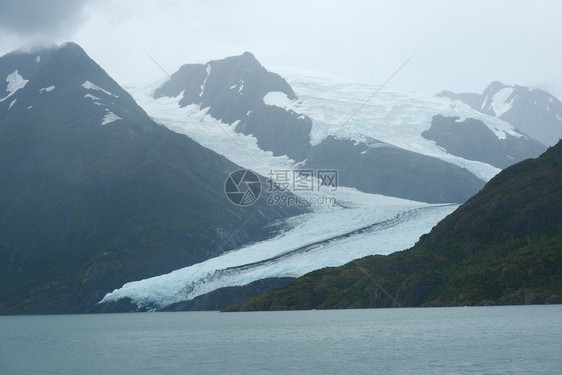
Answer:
[0,0,92,37]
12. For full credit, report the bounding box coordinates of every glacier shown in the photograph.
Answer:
[268,65,510,181]
[101,189,457,310]
[100,67,522,310]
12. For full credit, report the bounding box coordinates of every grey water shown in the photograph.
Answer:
[1,305,561,374]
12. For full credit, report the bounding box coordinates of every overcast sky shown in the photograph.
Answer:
[0,0,561,97]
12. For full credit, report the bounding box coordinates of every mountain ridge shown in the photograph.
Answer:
[153,54,551,204]
[0,43,304,314]
[438,81,562,147]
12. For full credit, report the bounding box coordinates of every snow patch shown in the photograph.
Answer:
[8,99,16,110]
[82,81,119,97]
[85,93,101,101]
[263,91,298,112]
[39,86,55,93]
[481,93,489,110]
[490,87,515,117]
[0,70,29,102]
[200,65,211,96]
[101,112,122,125]
[35,56,40,63]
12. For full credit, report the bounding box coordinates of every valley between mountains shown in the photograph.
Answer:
[0,44,560,313]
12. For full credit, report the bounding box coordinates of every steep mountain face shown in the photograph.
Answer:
[153,52,311,161]
[304,136,484,203]
[423,115,546,168]
[154,52,297,123]
[226,141,562,311]
[438,82,562,147]
[0,43,303,314]
[236,103,312,161]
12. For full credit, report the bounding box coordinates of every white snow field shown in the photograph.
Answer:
[1,70,29,102]
[101,111,122,125]
[268,66,511,181]
[99,68,511,310]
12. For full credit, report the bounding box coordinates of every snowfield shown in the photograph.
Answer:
[81,80,119,97]
[263,91,298,111]
[268,66,509,181]
[1,70,29,102]
[101,111,122,125]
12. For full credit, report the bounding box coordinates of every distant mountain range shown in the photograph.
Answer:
[438,81,562,147]
[226,140,562,311]
[0,44,303,314]
[154,55,552,204]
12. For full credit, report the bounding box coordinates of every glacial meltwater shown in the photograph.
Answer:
[1,305,561,374]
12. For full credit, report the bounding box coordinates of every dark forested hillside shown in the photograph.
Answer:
[226,141,562,311]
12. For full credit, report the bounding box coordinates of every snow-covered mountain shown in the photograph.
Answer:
[439,81,562,147]
[150,57,547,203]
[96,56,553,311]
[154,52,312,161]
[422,115,545,169]
[0,44,303,314]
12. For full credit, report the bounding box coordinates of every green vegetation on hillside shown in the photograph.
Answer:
[226,141,562,311]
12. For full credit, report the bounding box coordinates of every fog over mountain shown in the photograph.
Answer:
[1,1,561,98]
